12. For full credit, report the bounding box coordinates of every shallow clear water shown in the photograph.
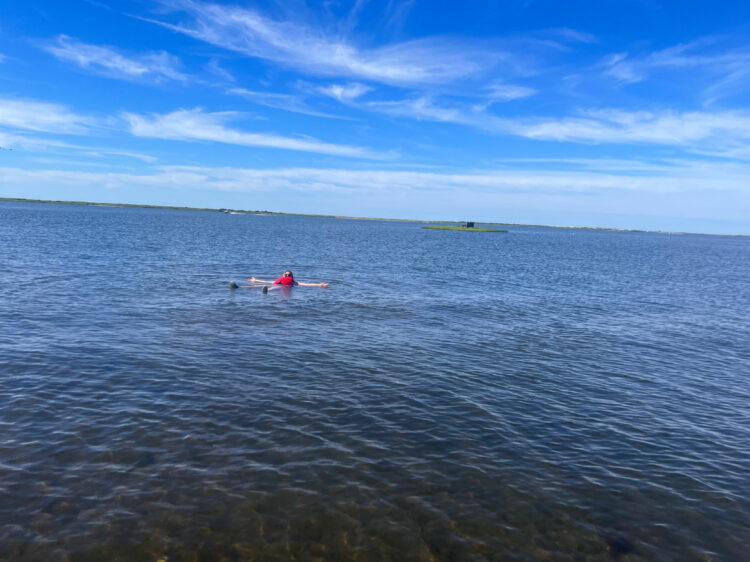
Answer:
[1,201,749,560]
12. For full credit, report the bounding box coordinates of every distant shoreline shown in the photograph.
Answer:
[1,197,746,237]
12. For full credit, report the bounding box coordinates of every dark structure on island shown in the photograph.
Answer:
[422,221,507,232]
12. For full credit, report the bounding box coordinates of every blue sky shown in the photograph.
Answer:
[1,0,750,234]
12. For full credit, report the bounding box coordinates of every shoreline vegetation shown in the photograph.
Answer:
[1,197,745,237]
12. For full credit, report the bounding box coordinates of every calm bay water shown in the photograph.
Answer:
[1,201,749,561]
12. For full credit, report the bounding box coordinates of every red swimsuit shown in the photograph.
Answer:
[274,276,295,286]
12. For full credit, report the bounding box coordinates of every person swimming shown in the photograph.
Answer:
[230,270,328,291]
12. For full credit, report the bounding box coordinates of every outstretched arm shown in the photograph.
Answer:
[248,276,275,284]
[297,281,329,287]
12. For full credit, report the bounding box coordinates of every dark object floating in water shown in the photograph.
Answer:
[262,285,269,294]
[229,281,239,289]
[132,452,157,469]
[604,534,635,559]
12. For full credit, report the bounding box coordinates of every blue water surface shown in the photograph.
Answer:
[1,201,749,560]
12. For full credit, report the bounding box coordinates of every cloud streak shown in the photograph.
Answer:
[122,108,392,159]
[6,92,750,163]
[366,95,750,155]
[512,109,750,146]
[485,82,537,102]
[318,82,372,102]
[147,1,505,86]
[4,157,749,196]
[0,95,384,159]
[0,129,156,162]
[602,37,750,104]
[40,35,189,82]
[227,87,344,119]
[0,97,94,134]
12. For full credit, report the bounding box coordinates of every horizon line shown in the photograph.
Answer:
[1,197,746,238]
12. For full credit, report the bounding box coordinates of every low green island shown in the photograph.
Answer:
[422,225,507,232]
[6,198,742,236]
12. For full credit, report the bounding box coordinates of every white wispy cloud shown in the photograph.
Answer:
[339,0,372,35]
[602,52,643,83]
[520,157,706,174]
[122,107,391,159]
[317,82,372,102]
[92,150,158,163]
[366,94,750,156]
[146,1,505,85]
[0,130,91,153]
[1,95,377,158]
[381,0,416,33]
[324,79,534,124]
[546,28,597,44]
[8,92,748,162]
[369,96,480,125]
[0,130,24,150]
[602,37,750,103]
[0,97,94,133]
[486,82,537,102]
[3,158,748,197]
[0,128,158,163]
[227,87,344,119]
[205,58,235,83]
[512,109,750,145]
[40,35,189,82]
[691,143,750,160]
